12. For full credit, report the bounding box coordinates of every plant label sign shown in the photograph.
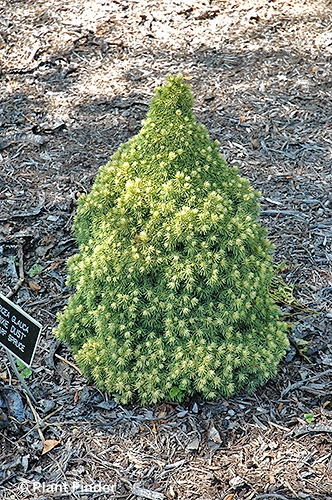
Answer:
[0,292,42,367]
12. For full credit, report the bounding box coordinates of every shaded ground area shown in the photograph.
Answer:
[0,0,332,499]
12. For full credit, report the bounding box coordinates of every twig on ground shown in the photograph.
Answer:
[54,353,82,375]
[6,244,25,299]
[24,392,45,444]
[281,369,332,397]
[0,473,17,487]
[132,484,165,500]
[292,423,332,437]
[0,195,45,221]
[260,210,307,221]
[6,350,37,404]
[255,495,291,500]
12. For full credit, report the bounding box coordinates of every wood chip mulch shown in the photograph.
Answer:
[0,1,332,499]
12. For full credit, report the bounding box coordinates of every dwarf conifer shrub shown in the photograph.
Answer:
[54,74,289,404]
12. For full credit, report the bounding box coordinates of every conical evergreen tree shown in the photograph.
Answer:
[54,74,289,404]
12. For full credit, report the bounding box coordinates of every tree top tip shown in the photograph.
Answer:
[150,73,194,116]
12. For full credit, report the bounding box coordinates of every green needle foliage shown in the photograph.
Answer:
[54,74,289,404]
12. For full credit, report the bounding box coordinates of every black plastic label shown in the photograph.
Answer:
[0,292,42,367]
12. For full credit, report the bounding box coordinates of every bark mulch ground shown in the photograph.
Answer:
[0,1,332,499]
